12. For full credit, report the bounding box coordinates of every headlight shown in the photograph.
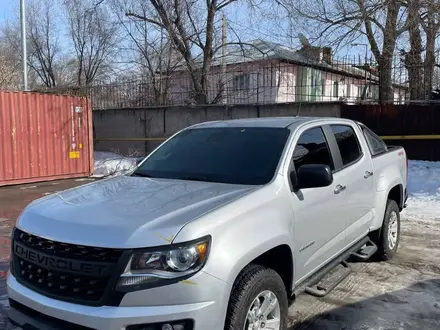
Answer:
[116,237,210,291]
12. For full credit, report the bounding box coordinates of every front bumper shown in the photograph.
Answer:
[7,272,230,330]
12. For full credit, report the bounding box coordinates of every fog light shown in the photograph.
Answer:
[126,319,193,330]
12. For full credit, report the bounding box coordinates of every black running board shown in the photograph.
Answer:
[305,261,351,297]
[298,236,371,298]
[350,238,378,261]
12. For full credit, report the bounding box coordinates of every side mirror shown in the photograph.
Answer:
[290,164,333,190]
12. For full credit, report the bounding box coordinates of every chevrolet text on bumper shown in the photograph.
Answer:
[8,117,408,330]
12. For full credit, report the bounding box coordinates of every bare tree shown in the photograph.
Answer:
[399,0,440,100]
[0,24,21,90]
[126,0,238,104]
[277,0,407,103]
[26,0,61,87]
[421,0,440,98]
[64,0,118,86]
[399,0,424,100]
[111,0,180,105]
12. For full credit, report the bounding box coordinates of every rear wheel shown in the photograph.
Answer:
[376,199,401,261]
[225,264,288,330]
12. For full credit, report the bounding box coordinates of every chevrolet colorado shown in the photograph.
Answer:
[8,117,408,330]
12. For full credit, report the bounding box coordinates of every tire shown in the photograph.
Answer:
[224,264,288,330]
[376,199,401,261]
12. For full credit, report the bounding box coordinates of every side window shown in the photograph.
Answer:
[362,127,388,156]
[292,127,334,171]
[330,125,362,166]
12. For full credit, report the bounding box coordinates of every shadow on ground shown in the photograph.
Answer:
[290,279,440,330]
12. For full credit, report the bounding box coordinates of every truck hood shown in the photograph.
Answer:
[17,176,256,248]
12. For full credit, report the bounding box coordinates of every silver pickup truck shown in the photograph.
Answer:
[8,117,408,330]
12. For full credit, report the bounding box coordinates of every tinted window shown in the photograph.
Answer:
[362,126,388,156]
[292,127,334,171]
[331,125,362,166]
[133,127,290,185]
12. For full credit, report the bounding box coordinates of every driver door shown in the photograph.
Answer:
[287,125,348,283]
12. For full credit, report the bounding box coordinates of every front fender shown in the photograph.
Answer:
[174,183,295,286]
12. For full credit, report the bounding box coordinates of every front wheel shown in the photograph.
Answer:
[225,264,288,330]
[376,199,401,261]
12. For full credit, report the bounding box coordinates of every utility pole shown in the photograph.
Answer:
[352,43,368,100]
[20,0,28,91]
[221,13,227,104]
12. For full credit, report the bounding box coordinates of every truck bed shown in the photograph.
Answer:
[371,144,408,207]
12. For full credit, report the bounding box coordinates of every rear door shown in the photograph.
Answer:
[326,123,375,247]
[287,125,348,282]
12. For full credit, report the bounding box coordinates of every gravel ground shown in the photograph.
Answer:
[0,180,439,330]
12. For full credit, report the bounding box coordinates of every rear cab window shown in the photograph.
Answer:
[330,125,363,168]
[360,125,388,156]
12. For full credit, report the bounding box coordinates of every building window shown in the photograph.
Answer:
[333,81,339,98]
[311,75,317,88]
[233,74,250,91]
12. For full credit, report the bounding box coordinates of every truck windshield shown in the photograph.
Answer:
[133,127,290,185]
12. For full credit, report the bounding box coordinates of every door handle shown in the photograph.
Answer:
[334,185,346,194]
[364,171,373,179]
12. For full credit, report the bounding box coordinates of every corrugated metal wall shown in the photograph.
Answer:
[0,91,94,186]
[341,103,440,161]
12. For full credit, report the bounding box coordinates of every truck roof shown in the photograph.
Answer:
[190,116,342,129]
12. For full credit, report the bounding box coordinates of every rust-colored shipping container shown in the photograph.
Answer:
[0,91,94,186]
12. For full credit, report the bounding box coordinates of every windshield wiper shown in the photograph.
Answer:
[131,172,155,178]
[172,176,216,183]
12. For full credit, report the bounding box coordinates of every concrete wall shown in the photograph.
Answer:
[93,102,342,155]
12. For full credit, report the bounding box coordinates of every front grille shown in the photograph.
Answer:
[12,228,124,305]
[17,230,122,262]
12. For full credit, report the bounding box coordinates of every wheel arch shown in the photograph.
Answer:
[229,243,295,298]
[388,184,404,210]
[371,181,405,231]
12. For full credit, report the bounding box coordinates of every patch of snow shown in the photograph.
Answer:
[93,151,140,177]
[401,160,440,221]
[19,186,37,190]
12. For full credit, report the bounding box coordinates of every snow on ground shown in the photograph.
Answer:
[93,151,141,177]
[401,160,440,221]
